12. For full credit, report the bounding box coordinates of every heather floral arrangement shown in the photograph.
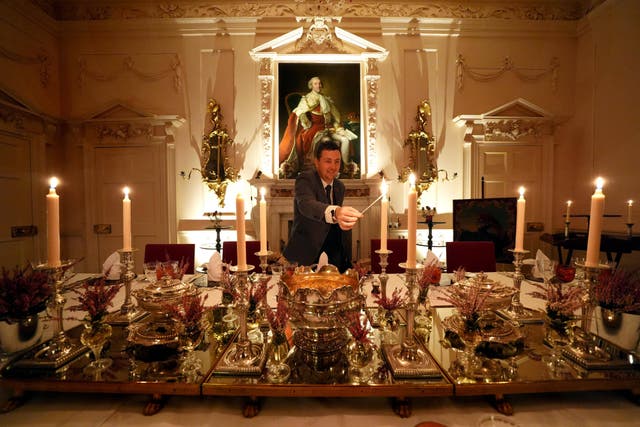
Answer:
[441,280,489,330]
[0,265,52,321]
[452,266,466,284]
[374,288,407,311]
[266,294,289,344]
[220,272,271,317]
[419,261,442,292]
[163,293,210,332]
[341,311,373,346]
[352,260,371,280]
[69,278,121,324]
[155,258,190,280]
[593,269,640,314]
[528,280,584,322]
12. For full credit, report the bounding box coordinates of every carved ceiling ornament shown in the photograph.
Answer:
[77,54,182,92]
[250,16,387,179]
[36,1,590,21]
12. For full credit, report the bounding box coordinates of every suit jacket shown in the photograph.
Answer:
[283,169,351,268]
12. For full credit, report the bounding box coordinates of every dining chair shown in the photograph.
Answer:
[445,241,496,273]
[370,238,409,274]
[222,240,261,269]
[143,243,195,274]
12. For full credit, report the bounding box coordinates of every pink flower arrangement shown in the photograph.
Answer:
[529,280,584,321]
[69,278,121,323]
[441,281,489,327]
[374,288,407,311]
[352,260,371,280]
[341,310,372,345]
[163,293,209,330]
[266,294,289,344]
[0,265,51,321]
[155,258,189,280]
[419,262,442,291]
[593,269,640,314]
[452,266,466,284]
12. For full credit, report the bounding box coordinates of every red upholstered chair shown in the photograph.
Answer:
[143,243,195,274]
[370,238,409,274]
[445,241,496,273]
[222,241,261,269]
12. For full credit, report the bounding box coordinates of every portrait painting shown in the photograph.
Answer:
[277,62,362,179]
[452,197,517,263]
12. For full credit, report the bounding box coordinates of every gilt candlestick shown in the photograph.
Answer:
[626,223,634,239]
[506,249,529,317]
[106,249,146,325]
[375,249,392,298]
[577,261,610,331]
[255,250,273,274]
[564,221,570,239]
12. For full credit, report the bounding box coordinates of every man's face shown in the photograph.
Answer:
[311,78,322,93]
[314,149,341,183]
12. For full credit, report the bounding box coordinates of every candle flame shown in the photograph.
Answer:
[595,177,604,190]
[49,177,59,190]
[123,187,130,198]
[567,200,572,206]
[518,186,525,197]
[629,200,634,206]
[260,187,266,199]
[409,173,416,186]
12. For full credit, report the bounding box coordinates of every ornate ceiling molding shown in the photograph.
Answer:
[31,1,592,22]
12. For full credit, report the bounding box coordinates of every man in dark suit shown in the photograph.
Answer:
[283,139,362,272]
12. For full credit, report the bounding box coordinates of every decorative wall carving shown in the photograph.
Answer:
[96,123,153,141]
[456,54,560,92]
[37,1,588,21]
[77,54,182,92]
[0,45,50,87]
[484,119,553,141]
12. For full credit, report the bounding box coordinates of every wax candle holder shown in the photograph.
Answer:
[504,249,541,323]
[575,261,610,332]
[21,259,88,368]
[106,249,147,325]
[374,249,392,298]
[214,264,267,375]
[255,250,273,274]
[564,221,570,239]
[626,223,634,238]
[383,262,440,378]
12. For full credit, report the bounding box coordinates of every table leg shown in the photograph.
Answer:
[143,393,167,416]
[0,388,27,413]
[391,397,412,418]
[243,396,261,418]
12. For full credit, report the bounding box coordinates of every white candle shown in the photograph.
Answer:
[407,174,417,268]
[586,177,605,267]
[628,200,634,224]
[122,187,132,251]
[46,177,61,267]
[236,190,247,269]
[380,179,389,251]
[259,187,267,254]
[565,200,572,222]
[515,186,526,251]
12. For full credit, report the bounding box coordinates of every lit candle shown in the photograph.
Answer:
[380,179,389,251]
[407,174,417,268]
[515,187,526,251]
[586,177,605,267]
[259,187,267,254]
[565,200,572,222]
[235,189,247,269]
[122,187,132,251]
[46,177,61,267]
[628,200,634,224]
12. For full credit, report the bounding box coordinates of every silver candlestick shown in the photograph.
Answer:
[375,249,392,298]
[255,250,273,274]
[576,261,610,331]
[626,223,634,238]
[383,262,440,378]
[564,221,571,239]
[106,249,146,325]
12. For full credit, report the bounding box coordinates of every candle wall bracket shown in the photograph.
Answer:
[214,265,267,375]
[106,249,147,325]
[16,259,88,369]
[382,262,441,378]
[504,249,543,324]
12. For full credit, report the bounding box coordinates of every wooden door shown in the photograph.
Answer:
[477,143,544,253]
[0,134,36,267]
[89,144,167,271]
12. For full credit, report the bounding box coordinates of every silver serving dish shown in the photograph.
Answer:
[281,265,363,361]
[457,273,516,310]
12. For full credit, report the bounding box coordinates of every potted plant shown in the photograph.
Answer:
[0,265,52,354]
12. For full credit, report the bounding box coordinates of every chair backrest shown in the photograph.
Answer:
[222,241,261,269]
[143,244,195,274]
[370,239,409,274]
[445,241,496,273]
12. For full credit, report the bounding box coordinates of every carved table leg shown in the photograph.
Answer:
[242,396,261,418]
[490,394,513,416]
[391,397,412,418]
[0,389,27,413]
[143,393,167,416]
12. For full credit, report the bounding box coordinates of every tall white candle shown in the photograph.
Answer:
[407,174,417,268]
[628,200,634,224]
[46,177,61,267]
[515,187,526,251]
[122,187,132,251]
[565,200,572,222]
[259,187,267,254]
[236,190,247,269]
[586,177,605,267]
[380,179,389,251]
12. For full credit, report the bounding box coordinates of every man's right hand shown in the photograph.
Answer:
[335,206,362,231]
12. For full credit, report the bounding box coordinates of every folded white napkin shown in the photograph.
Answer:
[316,252,329,271]
[207,251,223,282]
[102,251,121,280]
[423,250,440,267]
[532,249,554,279]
